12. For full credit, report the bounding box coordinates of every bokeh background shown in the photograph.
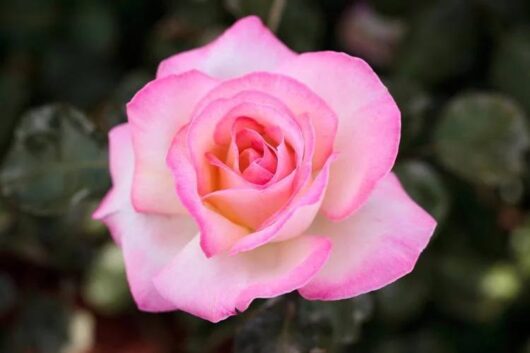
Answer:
[1,0,530,352]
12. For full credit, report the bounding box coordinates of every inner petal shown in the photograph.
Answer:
[242,161,274,185]
[235,128,265,153]
[190,93,305,198]
[257,145,277,173]
[239,148,262,171]
[234,127,279,183]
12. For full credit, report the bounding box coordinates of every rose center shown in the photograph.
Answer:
[235,127,278,184]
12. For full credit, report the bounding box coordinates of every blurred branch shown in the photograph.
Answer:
[268,0,287,33]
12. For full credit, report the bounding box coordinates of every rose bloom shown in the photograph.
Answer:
[94,16,436,322]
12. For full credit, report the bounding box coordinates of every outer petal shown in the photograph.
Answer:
[107,210,198,312]
[298,173,436,300]
[276,52,400,220]
[126,71,218,215]
[153,235,332,322]
[92,124,135,235]
[93,124,198,311]
[156,16,295,80]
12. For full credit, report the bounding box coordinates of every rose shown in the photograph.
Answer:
[93,16,436,322]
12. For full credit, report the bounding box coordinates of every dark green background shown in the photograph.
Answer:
[1,0,530,352]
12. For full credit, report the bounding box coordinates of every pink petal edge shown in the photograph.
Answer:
[153,234,332,322]
[126,71,219,215]
[298,173,436,300]
[156,16,296,80]
[276,51,400,220]
[92,123,198,312]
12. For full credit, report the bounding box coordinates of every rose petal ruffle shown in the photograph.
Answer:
[154,235,331,322]
[276,52,400,220]
[156,16,295,80]
[195,72,337,171]
[93,124,332,320]
[298,173,436,300]
[126,71,219,215]
[93,124,198,311]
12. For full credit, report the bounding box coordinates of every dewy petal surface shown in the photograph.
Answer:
[93,124,198,311]
[276,51,400,220]
[298,173,436,300]
[154,235,332,323]
[127,71,218,215]
[156,16,295,80]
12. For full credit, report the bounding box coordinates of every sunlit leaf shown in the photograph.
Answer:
[510,218,530,277]
[82,242,131,315]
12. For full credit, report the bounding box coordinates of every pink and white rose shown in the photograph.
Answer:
[93,16,436,322]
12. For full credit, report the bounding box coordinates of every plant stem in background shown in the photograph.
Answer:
[268,0,287,33]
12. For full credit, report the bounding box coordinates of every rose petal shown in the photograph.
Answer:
[202,172,295,229]
[126,71,218,215]
[167,126,249,257]
[92,124,135,233]
[276,51,400,220]
[156,16,295,80]
[188,92,304,195]
[241,161,274,184]
[153,235,331,322]
[110,211,198,312]
[228,155,334,255]
[93,124,198,311]
[194,72,337,170]
[298,173,436,300]
[207,140,294,190]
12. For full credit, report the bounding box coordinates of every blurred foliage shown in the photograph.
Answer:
[0,104,109,215]
[434,93,529,187]
[1,0,530,352]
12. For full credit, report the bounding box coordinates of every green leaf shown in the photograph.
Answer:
[234,295,373,353]
[490,26,530,114]
[82,242,131,315]
[510,218,530,277]
[0,67,29,156]
[434,93,529,186]
[0,104,109,216]
[5,295,71,353]
[0,272,16,316]
[395,160,450,222]
[395,0,478,85]
[385,78,431,148]
[234,298,301,353]
[435,252,517,323]
[375,274,429,325]
[68,2,118,56]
